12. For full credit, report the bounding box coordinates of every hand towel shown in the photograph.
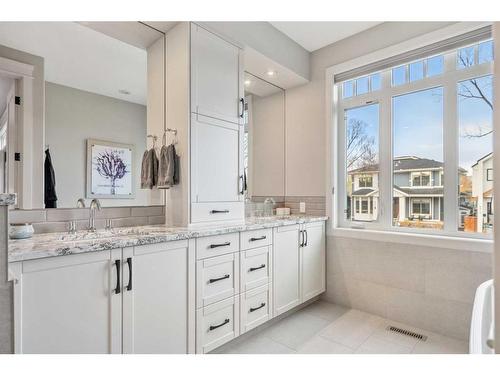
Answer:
[44,149,58,208]
[141,148,159,189]
[158,144,176,189]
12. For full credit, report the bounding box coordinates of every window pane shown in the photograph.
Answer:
[392,87,443,229]
[345,103,379,223]
[356,76,369,95]
[343,80,354,98]
[457,75,493,233]
[370,73,381,91]
[457,46,475,69]
[392,65,406,86]
[409,60,424,82]
[426,55,444,77]
[478,40,493,64]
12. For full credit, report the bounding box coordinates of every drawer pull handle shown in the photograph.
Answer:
[209,318,230,331]
[209,242,231,249]
[210,210,229,214]
[249,264,266,272]
[114,259,121,294]
[249,302,266,313]
[209,274,230,283]
[250,235,266,242]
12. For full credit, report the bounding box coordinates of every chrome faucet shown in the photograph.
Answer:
[88,198,102,232]
[76,198,86,208]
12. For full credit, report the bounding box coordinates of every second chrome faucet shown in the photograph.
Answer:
[88,198,102,232]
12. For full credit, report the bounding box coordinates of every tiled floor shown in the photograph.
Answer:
[213,301,469,354]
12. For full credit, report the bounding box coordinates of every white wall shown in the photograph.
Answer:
[45,82,150,208]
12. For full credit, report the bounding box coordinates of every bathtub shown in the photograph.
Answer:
[469,279,494,354]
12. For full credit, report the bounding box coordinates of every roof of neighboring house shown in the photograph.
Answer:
[349,156,467,174]
[471,152,493,168]
[397,187,444,196]
[352,188,376,196]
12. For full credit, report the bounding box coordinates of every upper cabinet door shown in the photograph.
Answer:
[15,250,122,354]
[191,23,243,124]
[191,114,243,203]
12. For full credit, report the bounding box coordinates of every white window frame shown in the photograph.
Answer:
[327,22,494,251]
[359,175,373,188]
[410,171,432,187]
[410,197,433,219]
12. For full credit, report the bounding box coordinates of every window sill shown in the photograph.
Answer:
[331,226,493,253]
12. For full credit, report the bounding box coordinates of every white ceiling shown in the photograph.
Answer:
[243,72,282,98]
[270,22,382,52]
[0,22,156,105]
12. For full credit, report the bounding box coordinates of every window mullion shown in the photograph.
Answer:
[443,77,458,233]
[379,91,392,229]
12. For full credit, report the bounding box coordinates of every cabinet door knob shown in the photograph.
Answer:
[209,318,230,331]
[209,274,230,283]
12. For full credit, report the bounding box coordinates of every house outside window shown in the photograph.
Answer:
[336,29,493,237]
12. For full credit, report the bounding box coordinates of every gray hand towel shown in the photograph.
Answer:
[158,144,176,189]
[141,148,159,189]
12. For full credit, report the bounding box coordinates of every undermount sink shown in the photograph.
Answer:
[57,230,118,241]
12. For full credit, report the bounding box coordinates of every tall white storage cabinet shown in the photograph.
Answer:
[12,241,195,354]
[165,22,245,227]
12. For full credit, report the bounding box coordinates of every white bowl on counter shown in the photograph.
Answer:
[9,223,35,239]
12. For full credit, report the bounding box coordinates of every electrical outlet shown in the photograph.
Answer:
[299,202,306,213]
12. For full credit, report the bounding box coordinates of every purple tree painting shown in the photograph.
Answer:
[95,150,128,195]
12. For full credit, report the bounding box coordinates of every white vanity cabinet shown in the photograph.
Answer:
[121,241,195,354]
[272,224,301,316]
[300,222,326,302]
[191,23,244,124]
[272,221,326,317]
[11,250,122,354]
[12,241,195,354]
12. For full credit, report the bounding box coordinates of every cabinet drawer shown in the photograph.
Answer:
[191,202,244,224]
[240,246,272,292]
[196,252,239,307]
[240,228,272,250]
[196,232,239,260]
[240,284,272,334]
[196,296,240,354]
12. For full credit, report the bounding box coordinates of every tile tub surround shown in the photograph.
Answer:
[8,215,327,262]
[8,205,166,234]
[324,236,492,341]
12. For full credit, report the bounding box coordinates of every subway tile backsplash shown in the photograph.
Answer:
[9,206,165,234]
[248,196,326,217]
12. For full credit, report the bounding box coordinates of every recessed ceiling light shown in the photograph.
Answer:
[244,80,251,86]
[267,70,277,77]
[119,89,131,95]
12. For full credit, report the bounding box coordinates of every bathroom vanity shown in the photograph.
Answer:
[9,216,326,354]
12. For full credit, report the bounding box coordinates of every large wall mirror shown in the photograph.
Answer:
[243,72,285,201]
[0,22,166,209]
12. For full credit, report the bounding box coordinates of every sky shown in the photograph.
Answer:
[345,75,493,176]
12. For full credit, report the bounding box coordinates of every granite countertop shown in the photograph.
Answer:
[8,215,328,262]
